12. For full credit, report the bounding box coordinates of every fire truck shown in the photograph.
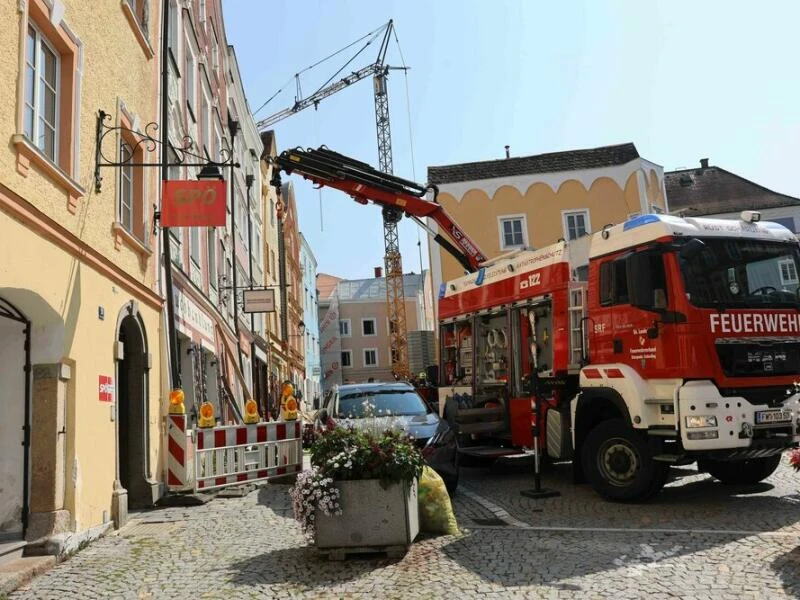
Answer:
[274,146,800,501]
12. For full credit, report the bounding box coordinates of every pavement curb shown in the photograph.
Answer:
[0,556,57,596]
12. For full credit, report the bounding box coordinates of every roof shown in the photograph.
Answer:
[665,164,800,216]
[316,273,342,300]
[336,272,426,302]
[427,143,640,185]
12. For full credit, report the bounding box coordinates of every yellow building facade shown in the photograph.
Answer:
[427,143,667,298]
[0,0,163,548]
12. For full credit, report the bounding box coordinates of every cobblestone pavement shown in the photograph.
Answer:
[9,455,800,599]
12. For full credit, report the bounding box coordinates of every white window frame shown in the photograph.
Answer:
[184,33,197,122]
[190,227,201,266]
[363,348,378,368]
[562,209,591,241]
[361,318,377,337]
[339,319,351,337]
[340,349,352,369]
[207,228,217,289]
[779,259,799,286]
[119,141,134,232]
[25,23,60,162]
[200,83,211,155]
[253,226,262,269]
[497,214,528,250]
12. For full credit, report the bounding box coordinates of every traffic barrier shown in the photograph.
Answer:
[194,421,303,491]
[167,413,188,491]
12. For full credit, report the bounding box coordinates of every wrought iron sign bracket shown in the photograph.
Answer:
[94,109,238,194]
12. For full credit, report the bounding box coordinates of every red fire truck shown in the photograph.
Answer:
[275,147,800,501]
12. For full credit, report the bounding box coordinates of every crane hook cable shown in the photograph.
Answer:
[253,21,390,116]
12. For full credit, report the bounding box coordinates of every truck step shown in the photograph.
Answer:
[653,454,682,463]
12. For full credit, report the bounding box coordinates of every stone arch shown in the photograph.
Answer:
[113,300,157,519]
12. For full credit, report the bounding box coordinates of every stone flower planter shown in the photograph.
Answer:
[315,478,419,559]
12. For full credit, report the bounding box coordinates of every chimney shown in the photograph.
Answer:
[700,158,709,169]
[374,266,383,278]
[505,145,510,159]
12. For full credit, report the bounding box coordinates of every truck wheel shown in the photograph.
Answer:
[582,419,668,502]
[700,454,782,485]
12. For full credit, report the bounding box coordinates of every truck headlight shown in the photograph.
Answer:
[685,415,717,428]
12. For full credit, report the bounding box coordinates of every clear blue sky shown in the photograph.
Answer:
[222,0,800,280]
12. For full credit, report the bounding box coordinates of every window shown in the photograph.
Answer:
[363,348,377,367]
[199,0,207,22]
[115,125,147,244]
[599,258,629,306]
[339,319,351,337]
[498,215,527,249]
[270,249,276,276]
[190,228,201,266]
[341,350,352,368]
[25,24,59,161]
[185,36,196,121]
[779,259,799,285]
[15,2,81,196]
[210,26,220,74]
[362,318,376,336]
[207,229,217,288]
[200,87,210,154]
[563,210,590,241]
[270,198,276,227]
[253,227,262,268]
[119,142,134,232]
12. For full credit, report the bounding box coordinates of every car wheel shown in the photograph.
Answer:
[582,418,668,502]
[699,454,782,485]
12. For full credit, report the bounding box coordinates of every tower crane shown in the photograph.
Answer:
[256,21,413,379]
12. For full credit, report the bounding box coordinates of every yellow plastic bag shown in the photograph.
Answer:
[418,466,459,535]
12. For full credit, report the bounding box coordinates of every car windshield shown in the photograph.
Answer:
[335,388,428,418]
[679,238,800,309]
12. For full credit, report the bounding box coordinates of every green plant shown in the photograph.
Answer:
[310,425,425,487]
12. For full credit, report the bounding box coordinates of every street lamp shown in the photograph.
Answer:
[197,163,224,181]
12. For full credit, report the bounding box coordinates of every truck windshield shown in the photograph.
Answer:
[679,238,800,309]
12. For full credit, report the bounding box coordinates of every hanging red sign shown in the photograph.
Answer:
[161,180,226,227]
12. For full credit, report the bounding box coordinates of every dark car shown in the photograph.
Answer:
[314,381,459,493]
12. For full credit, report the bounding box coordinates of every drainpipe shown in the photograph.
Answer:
[245,170,258,408]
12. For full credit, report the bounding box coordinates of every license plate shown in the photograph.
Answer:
[755,409,793,425]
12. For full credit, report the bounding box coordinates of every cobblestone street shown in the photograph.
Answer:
[9,456,800,599]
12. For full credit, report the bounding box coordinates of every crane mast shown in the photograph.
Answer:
[257,20,412,380]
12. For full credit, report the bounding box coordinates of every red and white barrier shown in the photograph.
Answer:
[194,421,303,492]
[167,414,188,491]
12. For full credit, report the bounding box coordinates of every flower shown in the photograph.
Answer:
[289,466,342,540]
[289,400,426,542]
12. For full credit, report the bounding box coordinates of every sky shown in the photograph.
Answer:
[222,0,800,280]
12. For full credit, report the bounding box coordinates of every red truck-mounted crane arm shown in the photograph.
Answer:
[273,147,487,273]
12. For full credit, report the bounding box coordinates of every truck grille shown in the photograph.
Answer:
[716,340,800,378]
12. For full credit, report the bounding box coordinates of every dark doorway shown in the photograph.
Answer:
[117,314,150,508]
[0,297,30,537]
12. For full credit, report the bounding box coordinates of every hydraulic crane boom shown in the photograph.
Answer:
[274,147,488,273]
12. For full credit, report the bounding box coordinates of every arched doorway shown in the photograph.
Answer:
[116,303,153,509]
[0,297,30,537]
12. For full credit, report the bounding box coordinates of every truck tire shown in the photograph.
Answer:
[700,454,782,485]
[582,419,668,502]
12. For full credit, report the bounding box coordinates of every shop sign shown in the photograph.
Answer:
[161,180,226,227]
[99,375,114,402]
[173,286,215,343]
[243,289,275,313]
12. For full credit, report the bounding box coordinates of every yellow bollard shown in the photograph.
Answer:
[244,398,259,424]
[169,389,185,414]
[198,401,215,428]
[280,382,298,421]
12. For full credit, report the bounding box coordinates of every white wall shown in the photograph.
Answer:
[0,319,26,533]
